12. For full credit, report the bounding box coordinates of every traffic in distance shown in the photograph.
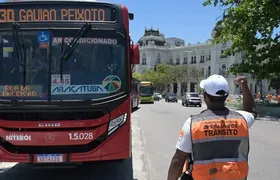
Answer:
[0,0,140,165]
[147,91,202,108]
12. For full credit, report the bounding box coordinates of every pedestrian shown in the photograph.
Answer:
[167,74,257,180]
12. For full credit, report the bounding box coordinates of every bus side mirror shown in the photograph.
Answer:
[129,13,134,20]
[131,44,140,64]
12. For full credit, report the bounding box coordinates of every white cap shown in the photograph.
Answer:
[199,74,229,97]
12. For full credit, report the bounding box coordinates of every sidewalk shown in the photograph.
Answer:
[177,100,279,122]
[227,106,280,122]
[256,115,280,122]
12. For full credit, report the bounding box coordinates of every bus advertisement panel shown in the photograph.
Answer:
[0,0,140,164]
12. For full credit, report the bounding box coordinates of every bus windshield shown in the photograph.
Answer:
[51,29,126,100]
[0,30,126,101]
[0,31,49,101]
[140,86,153,96]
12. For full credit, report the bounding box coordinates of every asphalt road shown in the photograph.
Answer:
[0,159,134,180]
[0,100,279,180]
[133,100,280,180]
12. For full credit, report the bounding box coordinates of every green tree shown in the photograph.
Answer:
[168,66,181,83]
[139,64,172,93]
[187,66,201,92]
[203,0,280,79]
[153,72,171,92]
[154,64,172,92]
[168,64,189,84]
[270,75,280,92]
[132,72,142,81]
[178,65,189,83]
[156,64,172,75]
[134,64,190,93]
[188,66,201,82]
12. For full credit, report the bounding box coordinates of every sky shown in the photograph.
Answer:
[109,0,224,44]
[0,0,224,44]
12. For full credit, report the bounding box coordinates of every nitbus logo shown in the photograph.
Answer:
[38,123,61,127]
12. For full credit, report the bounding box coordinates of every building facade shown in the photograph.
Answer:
[135,28,271,96]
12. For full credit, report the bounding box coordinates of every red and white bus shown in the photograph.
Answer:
[0,0,139,164]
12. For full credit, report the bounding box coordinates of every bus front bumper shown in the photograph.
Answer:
[140,97,154,102]
[0,124,131,163]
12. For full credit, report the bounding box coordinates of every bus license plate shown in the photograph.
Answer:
[36,154,63,163]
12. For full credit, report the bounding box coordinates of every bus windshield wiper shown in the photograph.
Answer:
[60,38,65,81]
[59,23,92,80]
[12,22,27,86]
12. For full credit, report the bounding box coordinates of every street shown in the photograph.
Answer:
[0,100,280,180]
[133,100,280,180]
[0,159,133,180]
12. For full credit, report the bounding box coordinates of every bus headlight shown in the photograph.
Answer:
[108,113,127,135]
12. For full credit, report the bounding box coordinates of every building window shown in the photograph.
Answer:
[220,64,227,77]
[200,56,204,63]
[201,68,204,77]
[142,58,146,65]
[169,58,173,65]
[156,53,161,64]
[207,66,211,76]
[176,58,180,65]
[191,56,196,64]
[141,53,147,65]
[183,57,187,64]
[156,58,161,64]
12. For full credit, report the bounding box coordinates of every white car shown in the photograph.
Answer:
[153,93,162,100]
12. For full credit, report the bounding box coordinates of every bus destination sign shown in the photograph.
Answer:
[141,83,153,87]
[0,4,116,22]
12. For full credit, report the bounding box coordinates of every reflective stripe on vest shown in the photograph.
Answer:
[190,109,249,179]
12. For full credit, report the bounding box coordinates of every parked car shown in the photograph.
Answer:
[153,93,162,101]
[165,93,178,102]
[182,92,202,107]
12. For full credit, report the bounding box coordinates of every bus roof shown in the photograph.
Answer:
[140,81,153,84]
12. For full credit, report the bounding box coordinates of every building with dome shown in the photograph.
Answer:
[138,28,166,47]
[134,27,271,96]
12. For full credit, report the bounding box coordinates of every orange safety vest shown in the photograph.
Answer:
[190,109,249,180]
